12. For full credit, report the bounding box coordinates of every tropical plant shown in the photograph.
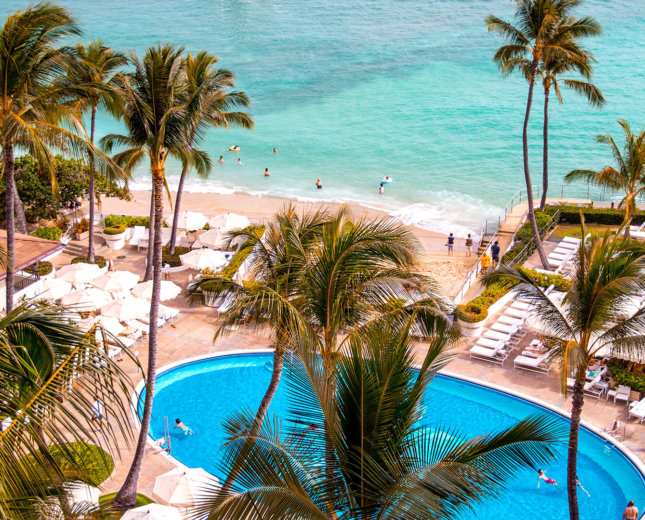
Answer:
[101,44,221,509]
[485,225,645,520]
[486,0,601,269]
[0,4,121,312]
[0,301,136,519]
[194,318,564,520]
[65,40,128,262]
[168,51,253,254]
[566,120,645,237]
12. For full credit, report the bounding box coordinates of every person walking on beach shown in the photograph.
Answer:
[379,183,385,195]
[622,501,639,520]
[264,168,271,177]
[465,234,473,256]
[491,240,501,267]
[315,178,322,189]
[446,233,455,255]
[218,155,224,163]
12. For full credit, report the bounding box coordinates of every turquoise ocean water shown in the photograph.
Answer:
[20,0,645,235]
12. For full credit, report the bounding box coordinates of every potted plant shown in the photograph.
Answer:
[73,218,90,241]
[455,303,488,337]
[199,279,225,307]
[37,261,55,279]
[102,224,128,250]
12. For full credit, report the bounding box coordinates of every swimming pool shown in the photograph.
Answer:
[140,351,645,519]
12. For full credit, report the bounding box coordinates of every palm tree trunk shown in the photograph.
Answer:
[218,343,286,497]
[567,373,585,520]
[143,182,155,282]
[112,169,165,510]
[523,58,549,269]
[539,87,550,211]
[3,143,16,313]
[87,106,97,263]
[168,163,188,255]
[13,188,28,235]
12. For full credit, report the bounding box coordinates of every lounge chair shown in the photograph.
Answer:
[514,353,551,374]
[504,307,528,319]
[629,222,645,238]
[612,385,631,405]
[483,330,510,342]
[469,345,508,365]
[552,246,574,256]
[628,398,645,422]
[561,236,582,245]
[603,419,626,440]
[125,319,149,335]
[129,226,146,249]
[556,241,579,251]
[548,252,570,262]
[498,315,523,326]
[583,376,605,399]
[490,322,518,335]
[510,301,532,311]
[158,305,180,321]
[475,338,503,349]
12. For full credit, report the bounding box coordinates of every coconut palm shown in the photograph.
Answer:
[65,40,128,262]
[168,51,253,254]
[101,44,221,509]
[486,0,601,268]
[566,120,645,236]
[0,301,136,519]
[486,226,645,520]
[193,318,564,520]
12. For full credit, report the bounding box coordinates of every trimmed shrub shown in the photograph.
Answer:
[30,226,63,241]
[72,255,106,268]
[455,303,488,323]
[102,224,126,236]
[37,261,53,276]
[104,214,150,228]
[162,246,190,267]
[607,359,645,393]
[544,204,645,226]
[74,218,90,233]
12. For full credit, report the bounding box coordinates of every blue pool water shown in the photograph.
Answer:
[47,0,645,234]
[142,352,645,519]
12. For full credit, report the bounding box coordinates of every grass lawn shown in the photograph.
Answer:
[99,493,155,518]
[551,224,618,238]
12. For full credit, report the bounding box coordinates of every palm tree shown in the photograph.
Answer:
[486,227,645,520]
[0,301,137,519]
[66,40,128,262]
[486,0,601,268]
[566,120,645,236]
[168,51,253,254]
[194,318,564,520]
[102,44,219,509]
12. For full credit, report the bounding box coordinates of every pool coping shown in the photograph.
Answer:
[131,348,645,481]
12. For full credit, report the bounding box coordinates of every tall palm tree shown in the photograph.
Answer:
[566,120,645,236]
[102,45,218,509]
[486,226,645,520]
[66,40,128,262]
[0,301,137,519]
[168,51,253,254]
[194,318,564,520]
[486,0,601,268]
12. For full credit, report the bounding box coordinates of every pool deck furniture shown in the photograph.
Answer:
[469,344,509,365]
[514,353,551,374]
[483,330,511,342]
[498,315,523,326]
[475,338,503,350]
[607,385,631,405]
[504,307,528,319]
[628,398,645,422]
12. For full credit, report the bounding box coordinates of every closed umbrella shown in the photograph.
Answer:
[32,279,73,301]
[170,211,208,231]
[198,228,226,249]
[60,288,112,311]
[180,249,229,271]
[153,467,218,508]
[121,504,183,520]
[132,280,182,301]
[55,263,103,285]
[208,213,250,232]
[101,297,149,321]
[93,271,140,294]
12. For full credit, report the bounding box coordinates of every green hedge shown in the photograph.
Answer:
[544,204,645,226]
[607,359,645,394]
[30,226,63,241]
[104,214,150,228]
[162,246,190,267]
[99,493,154,517]
[455,303,488,323]
[72,255,106,268]
[502,211,553,266]
[102,224,126,236]
[37,261,53,276]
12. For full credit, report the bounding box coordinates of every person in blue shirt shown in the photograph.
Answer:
[491,241,501,267]
[447,233,455,255]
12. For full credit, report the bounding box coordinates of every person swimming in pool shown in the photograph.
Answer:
[537,469,557,488]
[173,418,194,436]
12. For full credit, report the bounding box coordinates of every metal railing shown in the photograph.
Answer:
[503,209,561,267]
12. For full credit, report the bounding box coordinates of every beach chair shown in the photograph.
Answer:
[483,330,510,342]
[125,320,149,335]
[490,322,518,335]
[612,385,631,405]
[498,315,523,326]
[475,338,503,350]
[629,222,645,238]
[159,305,180,322]
[514,353,551,374]
[628,398,645,422]
[552,246,574,256]
[561,236,582,245]
[470,344,508,365]
[511,301,532,311]
[129,226,146,249]
[583,376,604,399]
[504,307,528,319]
[556,241,579,251]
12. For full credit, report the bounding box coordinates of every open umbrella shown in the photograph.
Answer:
[208,213,250,232]
[60,288,112,311]
[100,297,149,321]
[198,228,226,249]
[55,263,103,285]
[153,467,218,508]
[96,316,125,336]
[169,210,208,231]
[121,504,183,520]
[180,249,230,271]
[32,278,73,301]
[93,271,140,294]
[132,280,182,301]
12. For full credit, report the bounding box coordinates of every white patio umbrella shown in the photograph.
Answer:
[93,271,140,294]
[96,315,125,336]
[198,228,227,249]
[32,278,73,301]
[170,210,208,231]
[153,467,218,508]
[121,504,183,520]
[60,288,112,311]
[131,280,182,301]
[100,297,149,321]
[180,249,230,271]
[208,212,250,232]
[55,263,103,285]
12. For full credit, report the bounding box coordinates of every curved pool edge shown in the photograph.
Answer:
[131,349,645,480]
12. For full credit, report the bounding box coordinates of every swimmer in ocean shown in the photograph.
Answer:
[272,147,278,154]
[218,156,224,163]
[264,168,271,177]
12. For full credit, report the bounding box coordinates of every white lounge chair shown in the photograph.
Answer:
[470,345,508,365]
[552,247,574,256]
[129,226,147,249]
[483,330,510,342]
[125,319,149,335]
[504,307,528,319]
[498,315,523,326]
[514,353,551,374]
[583,376,604,399]
[490,322,518,335]
[628,398,645,422]
[158,305,180,321]
[613,385,631,405]
[511,301,532,311]
[548,252,570,262]
[556,241,579,251]
[475,338,503,349]
[561,236,582,245]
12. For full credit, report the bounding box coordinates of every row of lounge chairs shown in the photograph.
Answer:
[628,397,645,423]
[547,236,581,271]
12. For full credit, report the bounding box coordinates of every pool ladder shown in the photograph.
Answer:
[163,416,172,454]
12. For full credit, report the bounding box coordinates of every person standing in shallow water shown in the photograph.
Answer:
[379,183,384,195]
[264,168,270,177]
[315,178,322,189]
[622,501,639,520]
